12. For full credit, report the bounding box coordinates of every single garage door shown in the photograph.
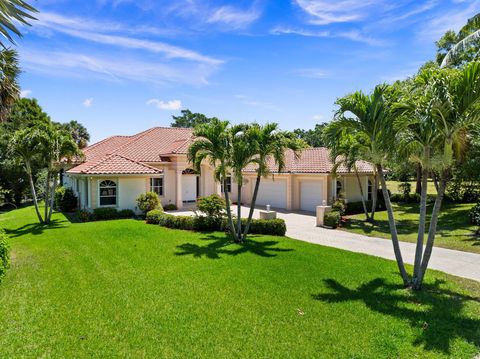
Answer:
[255,179,287,209]
[300,181,323,212]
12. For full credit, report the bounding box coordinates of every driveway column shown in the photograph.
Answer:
[176,169,183,209]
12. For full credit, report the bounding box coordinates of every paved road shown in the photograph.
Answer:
[173,205,480,282]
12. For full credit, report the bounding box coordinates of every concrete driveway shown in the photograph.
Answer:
[172,205,480,282]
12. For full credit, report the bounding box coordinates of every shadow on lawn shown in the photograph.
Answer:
[175,234,293,259]
[4,219,67,238]
[312,278,480,354]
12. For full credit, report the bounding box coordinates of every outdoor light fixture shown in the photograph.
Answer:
[266,204,271,212]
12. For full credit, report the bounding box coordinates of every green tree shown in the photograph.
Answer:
[0,0,37,47]
[60,120,90,149]
[0,49,20,122]
[171,109,217,128]
[293,123,327,147]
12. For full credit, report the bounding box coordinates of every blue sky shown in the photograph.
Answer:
[17,0,480,142]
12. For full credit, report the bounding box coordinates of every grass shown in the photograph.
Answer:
[0,206,479,358]
[343,202,480,254]
[386,180,438,195]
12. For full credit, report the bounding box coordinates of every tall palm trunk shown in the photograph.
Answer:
[242,175,261,241]
[415,177,447,289]
[371,170,378,221]
[223,178,237,240]
[415,164,422,195]
[236,182,242,242]
[25,161,43,224]
[378,164,410,286]
[413,162,429,285]
[44,169,51,223]
[47,172,58,224]
[354,167,370,221]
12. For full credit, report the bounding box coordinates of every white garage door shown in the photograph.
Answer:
[300,181,323,212]
[255,179,287,209]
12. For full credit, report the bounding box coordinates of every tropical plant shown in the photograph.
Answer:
[0,0,37,47]
[241,123,306,241]
[60,120,90,149]
[136,191,161,214]
[171,109,217,128]
[0,49,20,122]
[293,123,327,147]
[196,194,225,219]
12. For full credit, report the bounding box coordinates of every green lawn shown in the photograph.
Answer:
[386,180,438,195]
[343,202,480,254]
[0,207,479,358]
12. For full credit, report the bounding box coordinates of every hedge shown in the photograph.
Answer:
[0,229,10,282]
[324,210,341,228]
[77,208,136,222]
[146,209,164,224]
[146,213,287,236]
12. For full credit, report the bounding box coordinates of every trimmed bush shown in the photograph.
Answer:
[0,229,10,281]
[193,216,223,232]
[332,199,346,216]
[156,213,195,230]
[221,218,287,236]
[469,203,480,229]
[163,203,178,211]
[324,210,341,228]
[398,182,412,197]
[137,192,162,214]
[197,194,225,218]
[390,193,421,203]
[93,207,119,221]
[146,209,164,224]
[55,186,78,212]
[77,210,92,222]
[118,209,135,219]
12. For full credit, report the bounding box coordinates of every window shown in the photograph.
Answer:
[150,177,164,196]
[367,179,373,201]
[221,176,232,193]
[99,180,117,206]
[336,179,343,197]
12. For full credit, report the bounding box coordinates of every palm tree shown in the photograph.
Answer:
[0,48,20,122]
[331,85,410,285]
[0,0,37,47]
[188,119,237,239]
[323,126,371,221]
[414,62,480,288]
[242,123,306,241]
[61,120,90,149]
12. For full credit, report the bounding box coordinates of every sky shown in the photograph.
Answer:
[16,0,480,143]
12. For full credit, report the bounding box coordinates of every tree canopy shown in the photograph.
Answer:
[293,123,327,147]
[171,109,218,128]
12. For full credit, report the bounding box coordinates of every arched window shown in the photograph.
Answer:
[99,180,117,206]
[367,179,373,201]
[336,180,343,198]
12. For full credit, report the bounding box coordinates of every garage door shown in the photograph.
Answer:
[255,179,287,209]
[300,181,323,212]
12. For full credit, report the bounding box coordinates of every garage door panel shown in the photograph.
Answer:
[255,179,287,209]
[300,181,323,212]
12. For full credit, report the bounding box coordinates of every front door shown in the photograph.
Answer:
[182,175,197,203]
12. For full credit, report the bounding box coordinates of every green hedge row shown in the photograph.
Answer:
[146,211,287,236]
[78,208,136,222]
[0,229,10,282]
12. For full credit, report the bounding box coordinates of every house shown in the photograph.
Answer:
[64,127,375,213]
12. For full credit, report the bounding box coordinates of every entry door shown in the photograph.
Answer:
[182,175,197,203]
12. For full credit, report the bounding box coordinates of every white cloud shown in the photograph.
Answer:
[20,89,32,98]
[294,0,378,25]
[235,94,280,112]
[83,98,94,107]
[270,26,384,46]
[207,5,261,29]
[146,99,182,110]
[312,114,324,121]
[295,68,329,79]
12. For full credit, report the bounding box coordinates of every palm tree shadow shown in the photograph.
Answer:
[312,278,480,354]
[4,219,67,238]
[175,234,293,259]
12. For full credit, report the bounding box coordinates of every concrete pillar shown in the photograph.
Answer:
[176,170,183,209]
[286,175,293,211]
[316,205,332,227]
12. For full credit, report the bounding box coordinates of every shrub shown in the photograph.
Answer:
[146,209,164,224]
[163,203,178,211]
[93,207,119,221]
[55,186,78,212]
[469,203,480,227]
[0,229,10,281]
[398,182,412,197]
[345,201,372,215]
[390,193,420,203]
[332,199,346,216]
[118,209,135,219]
[324,210,341,228]
[197,194,225,218]
[193,216,223,232]
[77,210,92,222]
[221,218,287,236]
[136,192,162,214]
[156,213,194,230]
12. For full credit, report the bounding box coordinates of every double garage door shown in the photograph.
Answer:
[254,178,324,212]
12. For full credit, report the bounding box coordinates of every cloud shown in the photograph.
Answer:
[312,114,324,121]
[19,48,216,86]
[207,5,261,29]
[270,26,384,46]
[146,99,182,110]
[20,89,32,98]
[295,68,329,79]
[83,98,94,107]
[235,95,280,112]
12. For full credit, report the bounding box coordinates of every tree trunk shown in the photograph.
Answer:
[223,178,237,240]
[47,172,58,223]
[354,167,370,221]
[371,169,378,221]
[415,177,447,289]
[432,172,439,193]
[44,169,51,223]
[413,162,429,286]
[242,175,261,241]
[415,164,422,195]
[236,182,242,242]
[25,162,43,224]
[377,164,410,286]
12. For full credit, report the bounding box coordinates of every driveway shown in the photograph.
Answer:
[173,205,480,282]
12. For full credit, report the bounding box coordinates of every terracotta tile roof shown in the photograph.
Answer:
[67,127,373,175]
[68,154,162,175]
[243,148,374,174]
